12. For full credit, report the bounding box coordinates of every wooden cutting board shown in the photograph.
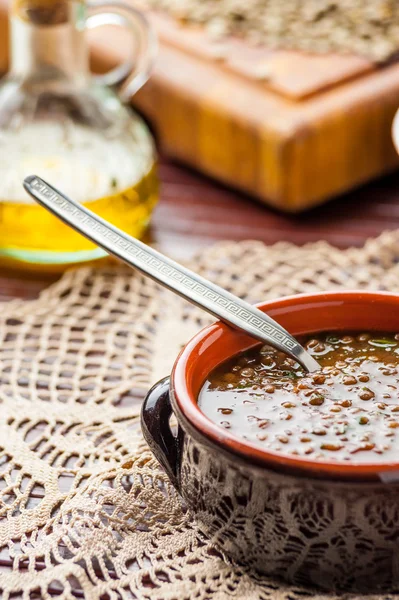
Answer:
[1,1,399,211]
[92,10,399,212]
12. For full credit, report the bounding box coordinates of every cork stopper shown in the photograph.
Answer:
[12,0,71,25]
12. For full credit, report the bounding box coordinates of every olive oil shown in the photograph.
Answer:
[0,167,158,267]
[0,122,158,269]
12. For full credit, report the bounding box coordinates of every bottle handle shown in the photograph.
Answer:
[86,0,157,102]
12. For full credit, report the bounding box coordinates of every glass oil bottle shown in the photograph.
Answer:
[0,0,158,269]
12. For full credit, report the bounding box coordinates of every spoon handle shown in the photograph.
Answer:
[23,175,319,372]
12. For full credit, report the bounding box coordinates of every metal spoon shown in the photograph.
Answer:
[23,175,320,372]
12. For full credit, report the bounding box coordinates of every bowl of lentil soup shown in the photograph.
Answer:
[141,291,399,591]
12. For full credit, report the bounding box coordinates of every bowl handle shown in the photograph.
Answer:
[141,377,181,490]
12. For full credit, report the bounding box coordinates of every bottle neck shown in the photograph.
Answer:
[9,0,89,87]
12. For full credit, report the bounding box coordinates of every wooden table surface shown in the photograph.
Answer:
[2,156,399,302]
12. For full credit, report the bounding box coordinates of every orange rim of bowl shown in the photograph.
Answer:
[172,290,399,480]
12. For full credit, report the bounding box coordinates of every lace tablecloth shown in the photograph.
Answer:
[2,234,399,599]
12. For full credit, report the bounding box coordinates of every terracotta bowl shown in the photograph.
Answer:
[141,291,399,592]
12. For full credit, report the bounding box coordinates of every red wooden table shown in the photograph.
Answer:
[2,156,399,301]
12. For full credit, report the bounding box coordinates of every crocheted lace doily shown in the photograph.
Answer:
[1,233,399,599]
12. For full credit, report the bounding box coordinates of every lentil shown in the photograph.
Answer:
[199,331,399,462]
[141,0,399,61]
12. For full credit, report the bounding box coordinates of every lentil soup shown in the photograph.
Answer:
[198,332,399,463]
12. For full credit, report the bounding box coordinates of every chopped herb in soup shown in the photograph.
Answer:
[198,332,399,462]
